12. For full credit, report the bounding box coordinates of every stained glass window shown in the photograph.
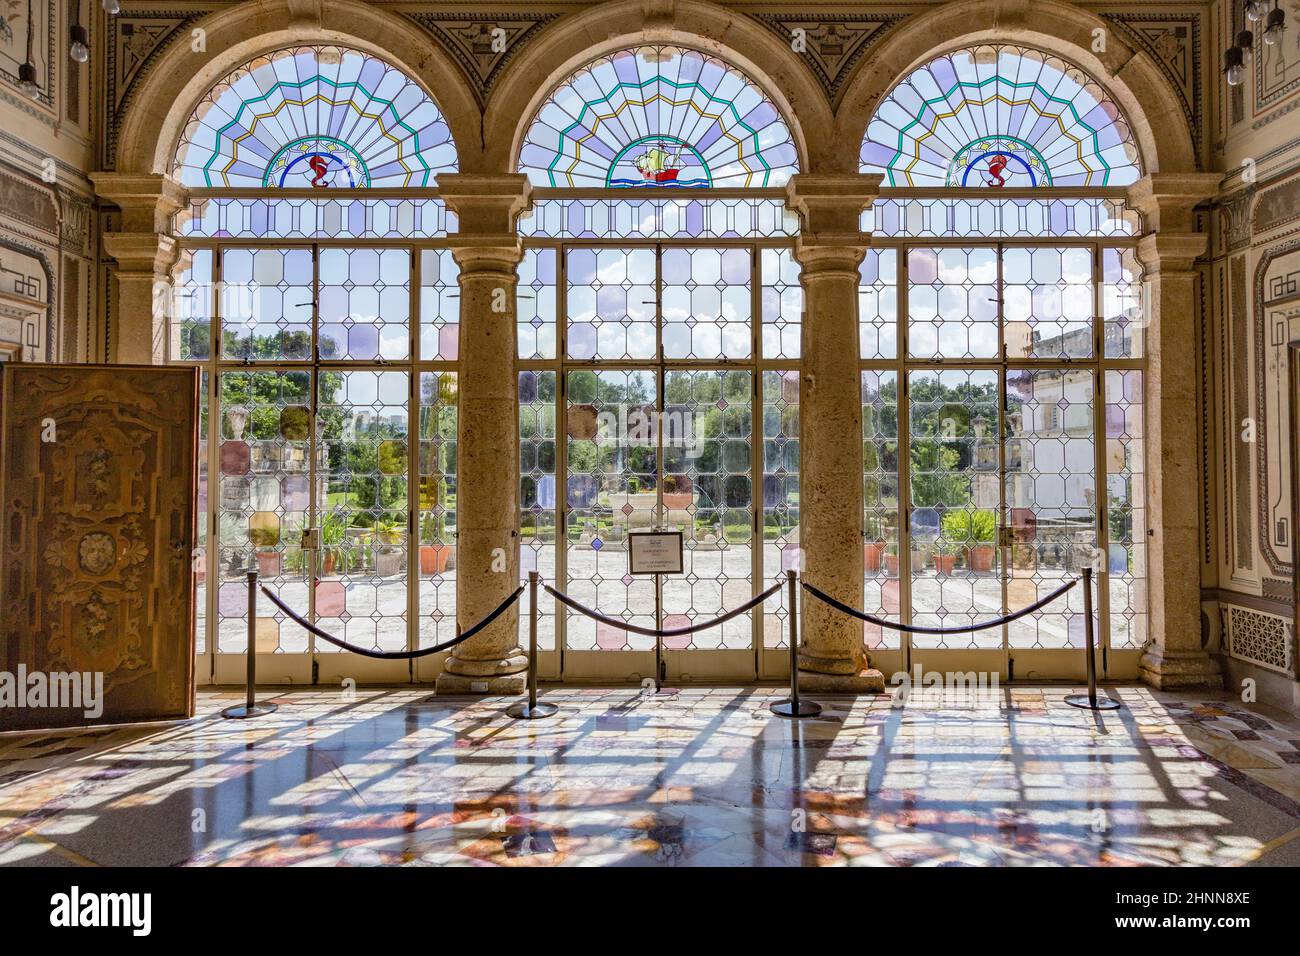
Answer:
[517,45,799,188]
[860,45,1141,188]
[174,46,458,188]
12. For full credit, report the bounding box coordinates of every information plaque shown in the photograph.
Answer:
[628,530,684,575]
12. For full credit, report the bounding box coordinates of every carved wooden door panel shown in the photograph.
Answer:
[1,365,199,729]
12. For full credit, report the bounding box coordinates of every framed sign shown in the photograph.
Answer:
[628,530,684,575]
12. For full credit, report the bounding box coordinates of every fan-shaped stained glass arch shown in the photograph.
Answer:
[173,46,458,188]
[860,45,1141,188]
[517,46,800,188]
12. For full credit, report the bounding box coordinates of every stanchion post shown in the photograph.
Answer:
[222,569,278,719]
[771,570,822,719]
[1066,566,1120,711]
[508,572,557,720]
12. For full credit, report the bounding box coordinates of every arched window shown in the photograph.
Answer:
[514,45,803,680]
[171,47,462,674]
[860,45,1140,187]
[855,45,1148,676]
[517,45,799,187]
[174,45,458,188]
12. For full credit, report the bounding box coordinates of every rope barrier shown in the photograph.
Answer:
[260,583,525,660]
[543,578,784,638]
[801,577,1076,635]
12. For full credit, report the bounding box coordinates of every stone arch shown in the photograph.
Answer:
[112,0,483,177]
[485,0,832,176]
[831,0,1197,176]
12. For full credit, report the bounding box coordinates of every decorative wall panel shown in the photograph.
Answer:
[1,364,198,729]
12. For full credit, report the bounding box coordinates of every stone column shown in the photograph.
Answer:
[436,174,533,694]
[785,175,885,693]
[90,173,187,364]
[1127,173,1222,690]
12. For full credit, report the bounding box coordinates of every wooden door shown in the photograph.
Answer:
[1,365,199,729]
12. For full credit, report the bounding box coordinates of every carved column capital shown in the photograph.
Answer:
[437,173,533,236]
[1126,173,1221,234]
[90,172,187,234]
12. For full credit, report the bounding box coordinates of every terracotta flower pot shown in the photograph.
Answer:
[864,541,886,573]
[884,554,900,577]
[965,544,995,572]
[256,550,281,578]
[933,554,958,576]
[420,544,451,575]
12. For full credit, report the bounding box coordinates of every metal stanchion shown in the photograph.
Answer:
[771,570,822,719]
[508,572,557,719]
[222,570,279,719]
[1065,566,1121,711]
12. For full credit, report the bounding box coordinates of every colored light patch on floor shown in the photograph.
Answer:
[0,687,1298,867]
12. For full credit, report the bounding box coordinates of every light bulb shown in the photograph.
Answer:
[1227,63,1246,86]
[18,62,39,99]
[1263,8,1285,44]
[1246,0,1268,22]
[101,0,120,14]
[70,25,90,63]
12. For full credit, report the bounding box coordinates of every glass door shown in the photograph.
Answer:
[210,244,422,684]
[891,242,1104,681]
[559,244,762,682]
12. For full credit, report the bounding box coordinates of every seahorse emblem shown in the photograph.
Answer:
[308,156,330,188]
[985,154,1008,188]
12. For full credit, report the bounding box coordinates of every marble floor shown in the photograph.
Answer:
[1,685,1299,867]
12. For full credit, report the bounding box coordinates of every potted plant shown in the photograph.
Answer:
[419,512,452,575]
[863,516,887,573]
[373,517,405,578]
[662,474,693,510]
[942,510,997,572]
[933,541,958,577]
[883,544,900,577]
[249,526,281,577]
[319,511,349,576]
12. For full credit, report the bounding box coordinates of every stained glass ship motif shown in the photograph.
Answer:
[634,144,683,183]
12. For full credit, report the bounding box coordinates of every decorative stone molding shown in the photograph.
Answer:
[1099,12,1203,161]
[404,12,564,107]
[103,9,209,171]
[749,12,907,106]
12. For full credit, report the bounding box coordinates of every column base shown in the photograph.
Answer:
[435,649,528,695]
[1139,648,1223,691]
[797,668,887,694]
[435,671,528,695]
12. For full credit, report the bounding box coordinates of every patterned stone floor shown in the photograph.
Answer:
[1,685,1299,867]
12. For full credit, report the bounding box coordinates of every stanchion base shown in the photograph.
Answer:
[770,699,823,719]
[1064,694,1122,711]
[221,703,278,719]
[506,701,558,720]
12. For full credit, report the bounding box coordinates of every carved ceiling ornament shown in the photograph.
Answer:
[405,12,564,107]
[103,10,206,170]
[749,12,906,106]
[1099,12,1203,160]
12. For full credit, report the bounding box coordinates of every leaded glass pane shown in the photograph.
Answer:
[859,248,897,361]
[1005,368,1096,649]
[318,248,411,362]
[860,45,1141,187]
[518,46,798,188]
[420,249,460,361]
[315,370,410,654]
[661,247,751,360]
[174,46,457,188]
[907,247,999,360]
[418,372,457,648]
[762,249,801,360]
[219,247,313,361]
